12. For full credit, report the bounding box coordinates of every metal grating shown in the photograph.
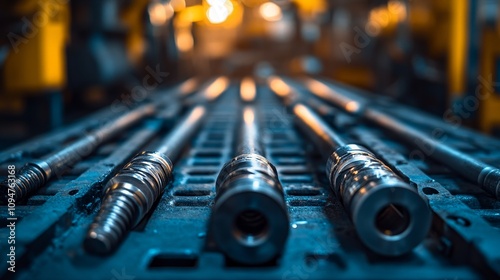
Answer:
[1,82,499,279]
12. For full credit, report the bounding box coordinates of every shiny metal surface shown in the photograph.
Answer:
[212,153,289,264]
[85,151,173,254]
[292,103,346,151]
[157,106,207,159]
[2,79,500,279]
[0,77,204,204]
[211,98,289,264]
[0,103,156,204]
[269,77,431,256]
[327,144,431,256]
[85,105,207,254]
[302,77,500,199]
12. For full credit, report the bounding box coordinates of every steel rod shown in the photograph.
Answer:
[0,78,210,204]
[211,78,289,264]
[301,76,500,199]
[268,76,431,256]
[84,77,229,255]
[85,105,207,255]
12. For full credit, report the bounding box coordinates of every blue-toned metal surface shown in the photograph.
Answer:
[0,83,499,279]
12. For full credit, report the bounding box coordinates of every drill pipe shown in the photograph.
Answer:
[85,105,207,255]
[0,78,216,203]
[0,103,155,204]
[183,76,231,107]
[301,76,500,199]
[211,79,289,264]
[268,77,432,256]
[0,78,201,204]
[84,76,229,254]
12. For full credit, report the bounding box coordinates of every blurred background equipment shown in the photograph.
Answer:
[2,0,500,279]
[2,0,500,147]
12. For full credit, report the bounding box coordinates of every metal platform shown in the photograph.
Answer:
[1,83,500,279]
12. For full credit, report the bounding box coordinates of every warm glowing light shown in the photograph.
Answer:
[367,2,406,36]
[149,3,171,26]
[170,0,186,11]
[304,79,331,99]
[259,2,282,22]
[292,0,327,16]
[207,0,226,5]
[370,9,390,28]
[305,78,361,114]
[189,106,206,123]
[176,28,194,52]
[178,78,198,96]
[268,77,291,97]
[240,77,256,102]
[205,76,230,100]
[345,101,360,113]
[207,5,229,24]
[165,4,174,19]
[293,104,331,144]
[224,0,234,14]
[241,0,267,8]
[388,0,406,21]
[205,0,234,24]
[177,5,205,24]
[243,107,255,124]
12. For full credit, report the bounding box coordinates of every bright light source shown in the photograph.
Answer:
[243,107,255,124]
[177,5,205,24]
[149,3,168,26]
[170,0,186,11]
[240,77,256,102]
[207,5,229,24]
[259,2,282,22]
[268,77,291,97]
[164,4,174,19]
[388,0,407,21]
[224,0,234,14]
[205,76,230,100]
[176,29,194,52]
[179,78,198,95]
[207,0,227,6]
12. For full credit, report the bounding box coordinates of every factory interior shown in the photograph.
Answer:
[1,0,500,279]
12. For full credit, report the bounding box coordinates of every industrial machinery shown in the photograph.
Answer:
[268,76,432,256]
[210,79,289,264]
[1,0,500,279]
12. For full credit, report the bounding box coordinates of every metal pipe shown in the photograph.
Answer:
[0,103,155,204]
[85,105,207,255]
[301,77,500,199]
[268,77,432,256]
[84,77,229,254]
[382,104,500,145]
[183,76,230,107]
[211,78,289,264]
[0,78,207,204]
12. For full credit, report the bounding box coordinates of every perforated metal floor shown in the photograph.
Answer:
[1,82,500,279]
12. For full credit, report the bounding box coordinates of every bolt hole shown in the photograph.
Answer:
[423,187,439,195]
[375,204,411,236]
[233,210,269,246]
[68,189,78,196]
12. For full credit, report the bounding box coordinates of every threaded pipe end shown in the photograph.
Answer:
[326,144,431,256]
[1,164,47,204]
[85,151,173,255]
